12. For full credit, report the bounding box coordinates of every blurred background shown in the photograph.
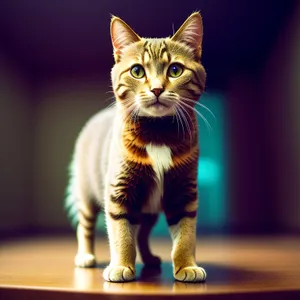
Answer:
[0,0,299,238]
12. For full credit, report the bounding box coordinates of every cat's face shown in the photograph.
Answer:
[110,13,206,118]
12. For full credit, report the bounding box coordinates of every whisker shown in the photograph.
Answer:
[132,107,141,134]
[174,106,185,137]
[180,100,212,135]
[198,103,216,120]
[176,103,193,144]
[177,108,186,138]
[173,107,180,137]
[106,101,116,109]
[120,100,136,117]
[176,102,196,132]
[180,96,216,120]
[131,107,138,124]
[123,105,136,125]
[103,95,116,105]
[165,94,195,141]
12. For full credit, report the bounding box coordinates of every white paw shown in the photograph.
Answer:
[75,253,96,268]
[103,265,136,282]
[174,266,207,282]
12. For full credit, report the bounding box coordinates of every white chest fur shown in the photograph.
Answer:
[144,144,172,213]
[146,144,172,181]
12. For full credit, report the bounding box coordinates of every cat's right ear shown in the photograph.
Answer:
[110,16,140,59]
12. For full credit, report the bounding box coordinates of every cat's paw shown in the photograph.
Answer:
[174,266,207,282]
[103,265,136,282]
[75,253,96,268]
[142,254,161,267]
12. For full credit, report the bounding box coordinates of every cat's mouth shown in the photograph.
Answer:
[146,99,170,109]
[139,98,174,117]
[137,96,175,117]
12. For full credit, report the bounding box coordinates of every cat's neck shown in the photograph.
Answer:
[122,115,198,148]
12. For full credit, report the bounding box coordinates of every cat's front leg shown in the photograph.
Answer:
[103,197,138,282]
[165,200,207,283]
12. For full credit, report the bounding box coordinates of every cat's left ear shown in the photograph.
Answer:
[110,16,141,58]
[171,12,203,58]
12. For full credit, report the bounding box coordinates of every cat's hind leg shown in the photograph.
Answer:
[75,198,99,268]
[137,213,161,266]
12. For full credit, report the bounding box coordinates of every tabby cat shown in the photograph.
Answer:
[66,12,207,282]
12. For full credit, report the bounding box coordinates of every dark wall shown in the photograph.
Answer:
[0,0,299,235]
[0,0,295,88]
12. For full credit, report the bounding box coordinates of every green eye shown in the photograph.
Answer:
[168,63,184,78]
[130,64,145,79]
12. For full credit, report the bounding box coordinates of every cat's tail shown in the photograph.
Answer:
[64,161,79,229]
[64,160,105,232]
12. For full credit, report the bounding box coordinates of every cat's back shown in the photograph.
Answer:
[75,105,116,154]
[72,105,117,198]
[66,105,117,219]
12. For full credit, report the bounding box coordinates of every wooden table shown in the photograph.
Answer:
[0,235,300,299]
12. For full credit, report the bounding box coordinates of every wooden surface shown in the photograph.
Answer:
[0,235,300,299]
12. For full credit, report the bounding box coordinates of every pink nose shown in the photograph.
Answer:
[151,88,164,97]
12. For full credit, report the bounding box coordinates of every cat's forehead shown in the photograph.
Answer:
[124,38,194,64]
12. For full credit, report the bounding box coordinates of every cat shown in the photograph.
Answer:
[66,12,207,283]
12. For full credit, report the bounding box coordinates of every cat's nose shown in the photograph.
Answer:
[151,88,164,97]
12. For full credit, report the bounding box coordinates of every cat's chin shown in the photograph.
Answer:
[139,105,175,118]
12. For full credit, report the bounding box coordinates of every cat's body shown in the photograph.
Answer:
[66,12,207,282]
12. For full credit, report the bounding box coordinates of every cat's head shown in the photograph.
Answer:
[110,12,206,118]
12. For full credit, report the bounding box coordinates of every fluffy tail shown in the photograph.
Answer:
[65,162,79,229]
[64,161,105,232]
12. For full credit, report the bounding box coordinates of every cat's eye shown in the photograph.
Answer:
[130,64,145,79]
[168,63,184,78]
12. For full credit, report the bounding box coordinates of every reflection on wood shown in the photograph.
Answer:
[0,236,300,299]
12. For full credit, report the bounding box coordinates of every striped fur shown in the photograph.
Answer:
[66,12,207,283]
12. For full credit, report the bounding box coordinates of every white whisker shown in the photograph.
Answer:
[174,106,185,137]
[180,96,216,120]
[106,101,116,109]
[180,100,212,135]
[198,103,216,120]
[173,107,180,136]
[176,103,193,144]
[104,95,116,102]
[131,107,139,132]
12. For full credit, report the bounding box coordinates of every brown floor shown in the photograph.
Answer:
[0,235,300,299]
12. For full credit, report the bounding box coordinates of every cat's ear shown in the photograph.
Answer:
[171,12,203,58]
[110,16,141,57]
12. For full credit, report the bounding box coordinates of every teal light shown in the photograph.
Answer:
[197,93,227,230]
[198,158,220,185]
